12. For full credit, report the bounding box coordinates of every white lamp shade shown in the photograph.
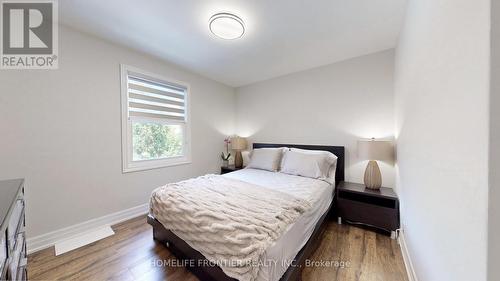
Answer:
[357,139,394,163]
[231,137,247,150]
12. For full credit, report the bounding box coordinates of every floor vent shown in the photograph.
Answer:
[54,226,114,256]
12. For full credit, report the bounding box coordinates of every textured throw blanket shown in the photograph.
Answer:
[150,174,311,281]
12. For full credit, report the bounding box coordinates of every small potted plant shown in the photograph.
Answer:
[221,137,231,167]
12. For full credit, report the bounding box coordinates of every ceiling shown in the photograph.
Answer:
[60,0,407,87]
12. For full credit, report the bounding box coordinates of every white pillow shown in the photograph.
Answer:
[247,148,286,172]
[280,148,338,182]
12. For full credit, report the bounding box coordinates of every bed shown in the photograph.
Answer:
[147,143,345,281]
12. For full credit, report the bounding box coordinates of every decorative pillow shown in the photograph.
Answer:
[280,148,338,182]
[246,148,286,172]
[241,150,251,167]
[326,161,337,184]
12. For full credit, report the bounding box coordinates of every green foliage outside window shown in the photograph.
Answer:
[132,122,183,161]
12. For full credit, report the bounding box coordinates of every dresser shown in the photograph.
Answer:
[0,179,27,281]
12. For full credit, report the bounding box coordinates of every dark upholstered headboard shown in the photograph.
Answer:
[252,143,345,183]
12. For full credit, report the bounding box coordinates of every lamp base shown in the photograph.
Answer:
[234,150,243,168]
[364,160,382,190]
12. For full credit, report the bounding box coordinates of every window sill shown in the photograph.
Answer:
[122,159,192,173]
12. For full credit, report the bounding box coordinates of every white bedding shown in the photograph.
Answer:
[151,174,311,281]
[224,168,334,281]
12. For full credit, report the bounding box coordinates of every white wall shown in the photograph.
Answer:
[394,0,490,280]
[236,50,396,187]
[0,26,235,239]
[489,1,500,280]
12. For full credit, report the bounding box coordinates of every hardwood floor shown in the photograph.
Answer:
[28,216,408,281]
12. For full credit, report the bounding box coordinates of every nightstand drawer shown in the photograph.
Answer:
[220,165,242,175]
[337,198,399,231]
[338,190,396,208]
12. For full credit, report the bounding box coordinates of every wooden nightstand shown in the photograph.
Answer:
[336,181,400,238]
[220,165,242,175]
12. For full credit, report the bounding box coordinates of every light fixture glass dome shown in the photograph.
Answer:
[209,13,245,40]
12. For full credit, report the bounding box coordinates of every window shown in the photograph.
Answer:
[121,65,191,172]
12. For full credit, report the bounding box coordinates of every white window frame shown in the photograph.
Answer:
[120,64,191,173]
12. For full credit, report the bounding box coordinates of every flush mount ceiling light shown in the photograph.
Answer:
[209,13,245,40]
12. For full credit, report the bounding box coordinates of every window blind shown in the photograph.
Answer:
[127,74,186,121]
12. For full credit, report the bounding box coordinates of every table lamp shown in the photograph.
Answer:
[231,136,247,168]
[357,138,394,190]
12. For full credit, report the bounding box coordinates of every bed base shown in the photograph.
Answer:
[147,199,333,281]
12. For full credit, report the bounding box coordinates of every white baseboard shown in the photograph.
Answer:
[27,203,149,254]
[398,229,419,281]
